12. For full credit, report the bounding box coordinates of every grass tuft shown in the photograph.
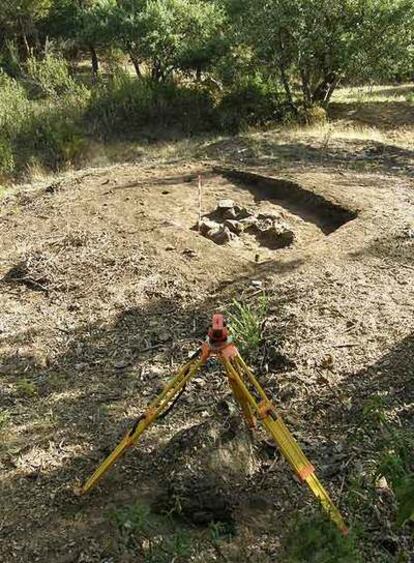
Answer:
[227,295,269,358]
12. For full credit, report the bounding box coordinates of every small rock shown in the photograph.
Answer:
[217,199,235,210]
[223,207,237,220]
[251,280,263,289]
[183,248,197,258]
[375,475,390,492]
[157,329,171,343]
[114,360,129,370]
[207,225,235,245]
[198,218,220,236]
[240,216,258,228]
[258,211,281,221]
[234,206,254,220]
[224,220,244,235]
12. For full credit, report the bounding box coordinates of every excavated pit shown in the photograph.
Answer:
[216,168,358,235]
[192,170,358,256]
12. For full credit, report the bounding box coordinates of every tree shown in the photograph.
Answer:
[109,0,226,81]
[46,0,117,80]
[0,0,52,60]
[241,0,414,110]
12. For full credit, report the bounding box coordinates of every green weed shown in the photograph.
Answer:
[112,501,194,562]
[0,410,11,430]
[16,378,37,397]
[282,511,361,563]
[227,295,269,357]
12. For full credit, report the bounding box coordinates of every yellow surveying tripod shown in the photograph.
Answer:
[81,314,348,534]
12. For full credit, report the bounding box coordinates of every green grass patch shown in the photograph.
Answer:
[15,378,37,397]
[111,501,194,562]
[282,512,361,563]
[227,294,269,358]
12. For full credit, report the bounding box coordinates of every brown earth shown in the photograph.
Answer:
[0,138,413,562]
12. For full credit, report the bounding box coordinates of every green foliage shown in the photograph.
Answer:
[282,512,361,563]
[240,0,414,109]
[227,295,269,356]
[16,378,37,396]
[105,0,227,80]
[87,73,216,138]
[395,476,414,527]
[26,54,81,98]
[0,137,15,176]
[405,92,414,105]
[362,395,414,528]
[112,501,193,562]
[0,66,88,176]
[0,0,413,179]
[23,107,87,169]
[218,76,286,132]
[0,71,30,136]
[0,409,11,430]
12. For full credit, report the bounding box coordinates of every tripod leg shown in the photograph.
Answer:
[221,354,348,534]
[226,372,257,429]
[81,356,205,494]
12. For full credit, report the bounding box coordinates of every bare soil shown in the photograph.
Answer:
[0,136,413,562]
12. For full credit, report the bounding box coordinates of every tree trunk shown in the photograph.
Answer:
[21,32,31,61]
[312,72,338,107]
[277,33,297,114]
[299,66,312,108]
[89,45,99,82]
[130,53,142,77]
[324,75,341,106]
[44,35,50,57]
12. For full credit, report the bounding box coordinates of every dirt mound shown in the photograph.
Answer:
[154,415,260,525]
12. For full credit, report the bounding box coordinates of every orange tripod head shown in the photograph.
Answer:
[208,314,229,345]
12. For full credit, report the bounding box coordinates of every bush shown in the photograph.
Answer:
[218,76,285,132]
[0,72,29,176]
[0,71,30,137]
[87,73,216,139]
[26,54,83,99]
[0,137,15,176]
[16,95,88,171]
[300,105,327,125]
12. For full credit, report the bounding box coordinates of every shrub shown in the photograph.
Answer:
[301,105,327,125]
[26,54,82,99]
[16,97,88,171]
[87,73,216,139]
[218,76,285,132]
[0,71,30,137]
[0,137,15,176]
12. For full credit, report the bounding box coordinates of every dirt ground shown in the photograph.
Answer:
[0,127,414,562]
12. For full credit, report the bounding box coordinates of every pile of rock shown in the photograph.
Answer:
[197,199,295,249]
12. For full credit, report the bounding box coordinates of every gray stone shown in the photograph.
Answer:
[234,206,254,220]
[207,225,235,245]
[217,199,235,209]
[240,215,258,228]
[224,219,244,235]
[198,217,220,236]
[223,207,238,220]
[257,211,282,222]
